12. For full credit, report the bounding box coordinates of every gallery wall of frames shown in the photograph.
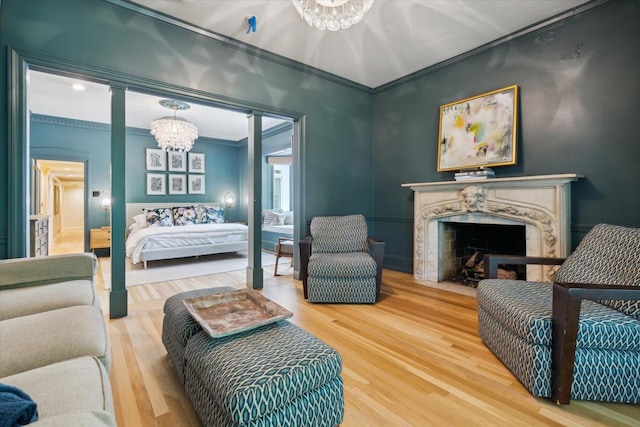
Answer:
[145,149,206,195]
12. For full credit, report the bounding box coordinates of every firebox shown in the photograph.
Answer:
[442,222,526,286]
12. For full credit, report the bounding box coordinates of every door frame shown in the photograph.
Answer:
[31,156,89,252]
[8,48,305,317]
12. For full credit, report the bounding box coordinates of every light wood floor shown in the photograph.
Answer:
[91,265,640,427]
[56,230,639,426]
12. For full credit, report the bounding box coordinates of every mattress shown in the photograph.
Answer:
[126,223,248,264]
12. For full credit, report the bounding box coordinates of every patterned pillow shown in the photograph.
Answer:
[172,206,199,226]
[262,209,282,225]
[145,208,174,228]
[196,205,225,224]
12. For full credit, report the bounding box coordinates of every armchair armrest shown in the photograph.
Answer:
[368,237,385,301]
[299,236,313,298]
[483,254,565,279]
[0,253,97,290]
[551,282,640,404]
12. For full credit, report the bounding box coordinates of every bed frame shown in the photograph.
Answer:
[126,203,248,269]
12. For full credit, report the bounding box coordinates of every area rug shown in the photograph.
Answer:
[101,251,277,288]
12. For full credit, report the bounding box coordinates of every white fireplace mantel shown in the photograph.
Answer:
[402,174,583,283]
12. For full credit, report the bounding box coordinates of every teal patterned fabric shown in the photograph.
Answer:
[307,277,377,303]
[183,324,344,426]
[310,215,368,254]
[478,306,640,402]
[308,252,377,278]
[307,215,379,303]
[477,279,640,350]
[554,224,640,319]
[162,289,344,426]
[162,287,235,382]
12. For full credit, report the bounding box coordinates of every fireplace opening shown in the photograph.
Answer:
[442,222,526,286]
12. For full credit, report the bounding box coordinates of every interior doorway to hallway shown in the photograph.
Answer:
[31,159,85,256]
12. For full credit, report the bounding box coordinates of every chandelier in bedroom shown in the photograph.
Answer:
[291,0,374,31]
[150,99,199,152]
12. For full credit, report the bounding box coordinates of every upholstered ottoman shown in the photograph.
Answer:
[162,287,344,427]
[162,286,236,382]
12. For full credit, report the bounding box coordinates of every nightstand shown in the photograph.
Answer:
[90,226,111,251]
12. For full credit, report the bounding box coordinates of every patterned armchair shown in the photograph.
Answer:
[477,224,640,404]
[299,215,385,303]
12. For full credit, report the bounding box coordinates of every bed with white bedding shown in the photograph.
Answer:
[125,203,248,269]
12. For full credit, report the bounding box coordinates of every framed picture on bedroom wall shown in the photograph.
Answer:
[188,175,205,194]
[188,152,205,173]
[168,174,187,195]
[168,151,187,172]
[146,173,166,195]
[146,148,166,171]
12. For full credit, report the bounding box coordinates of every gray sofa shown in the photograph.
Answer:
[0,253,116,426]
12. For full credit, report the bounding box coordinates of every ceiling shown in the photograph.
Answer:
[127,0,591,88]
[28,70,289,142]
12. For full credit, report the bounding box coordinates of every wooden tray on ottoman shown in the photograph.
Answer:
[183,289,293,338]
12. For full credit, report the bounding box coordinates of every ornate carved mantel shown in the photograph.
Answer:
[402,174,583,283]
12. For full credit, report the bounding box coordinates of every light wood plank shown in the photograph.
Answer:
[90,260,639,426]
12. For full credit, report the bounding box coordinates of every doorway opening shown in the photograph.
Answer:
[30,159,85,256]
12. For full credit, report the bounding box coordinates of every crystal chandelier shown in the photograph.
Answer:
[292,0,374,31]
[150,100,198,152]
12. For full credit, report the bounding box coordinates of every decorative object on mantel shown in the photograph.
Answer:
[291,0,374,31]
[454,167,496,181]
[437,85,518,173]
[150,99,198,152]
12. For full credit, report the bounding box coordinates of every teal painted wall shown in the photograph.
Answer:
[0,0,374,258]
[125,130,242,222]
[30,115,110,233]
[373,0,640,272]
[30,115,243,225]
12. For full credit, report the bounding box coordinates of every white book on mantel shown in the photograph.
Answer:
[454,175,492,181]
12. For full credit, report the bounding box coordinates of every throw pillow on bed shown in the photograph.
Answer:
[173,206,199,226]
[196,205,225,224]
[145,208,174,227]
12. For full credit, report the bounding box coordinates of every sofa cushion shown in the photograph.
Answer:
[310,215,368,254]
[554,223,640,319]
[0,356,114,422]
[477,279,640,350]
[0,306,110,377]
[0,280,98,321]
[0,253,96,289]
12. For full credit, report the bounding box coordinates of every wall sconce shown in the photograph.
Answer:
[97,191,111,226]
[223,192,235,223]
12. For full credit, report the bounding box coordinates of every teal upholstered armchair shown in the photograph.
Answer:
[477,224,640,404]
[299,215,385,303]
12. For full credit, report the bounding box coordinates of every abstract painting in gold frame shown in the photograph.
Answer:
[437,85,518,172]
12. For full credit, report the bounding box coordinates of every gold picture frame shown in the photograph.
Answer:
[437,85,518,172]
